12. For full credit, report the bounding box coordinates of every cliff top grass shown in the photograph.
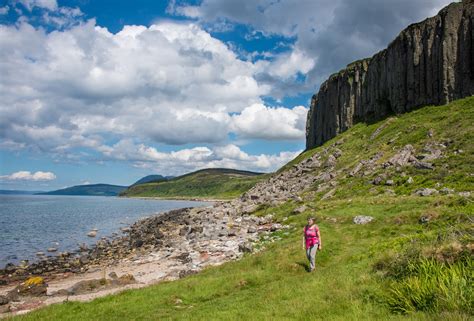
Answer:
[120,168,267,200]
[13,97,473,320]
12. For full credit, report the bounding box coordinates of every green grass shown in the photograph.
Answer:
[13,196,473,321]
[13,97,474,320]
[120,169,267,200]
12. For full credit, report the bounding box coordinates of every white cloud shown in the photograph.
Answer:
[0,6,9,14]
[0,171,56,181]
[0,18,304,161]
[267,48,315,79]
[18,0,58,11]
[176,0,453,96]
[231,104,308,140]
[99,140,300,175]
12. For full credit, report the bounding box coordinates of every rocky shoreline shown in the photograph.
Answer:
[0,201,290,316]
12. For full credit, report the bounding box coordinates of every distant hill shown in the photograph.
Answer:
[38,184,127,196]
[0,190,44,195]
[120,168,266,199]
[131,175,172,186]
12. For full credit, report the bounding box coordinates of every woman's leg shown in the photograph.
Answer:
[309,245,317,270]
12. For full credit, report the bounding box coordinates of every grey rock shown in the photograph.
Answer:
[87,231,97,237]
[238,242,253,253]
[407,177,414,184]
[385,180,394,186]
[247,226,257,234]
[349,162,363,177]
[0,295,8,305]
[414,161,434,170]
[325,155,337,167]
[459,191,471,197]
[415,188,439,196]
[440,187,454,195]
[419,216,430,224]
[388,145,415,167]
[372,176,384,185]
[293,205,307,214]
[353,216,374,225]
[306,2,474,149]
[321,188,336,200]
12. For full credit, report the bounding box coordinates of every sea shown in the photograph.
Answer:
[0,195,210,267]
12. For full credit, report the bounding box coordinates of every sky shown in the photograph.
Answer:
[0,0,452,190]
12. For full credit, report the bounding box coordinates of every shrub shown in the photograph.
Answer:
[386,258,473,314]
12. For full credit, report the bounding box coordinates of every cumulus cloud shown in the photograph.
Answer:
[99,140,300,175]
[0,17,306,163]
[18,0,58,11]
[0,171,56,181]
[0,6,9,14]
[231,104,307,140]
[175,0,453,95]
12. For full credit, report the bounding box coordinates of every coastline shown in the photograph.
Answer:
[119,195,231,202]
[0,201,289,317]
[0,143,312,318]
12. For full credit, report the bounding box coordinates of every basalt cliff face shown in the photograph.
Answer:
[306,1,474,149]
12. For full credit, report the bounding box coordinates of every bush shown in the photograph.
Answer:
[386,258,473,314]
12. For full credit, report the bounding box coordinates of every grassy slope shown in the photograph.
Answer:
[120,169,267,200]
[15,97,473,320]
[38,184,127,196]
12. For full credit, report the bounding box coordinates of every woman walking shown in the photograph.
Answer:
[303,217,322,272]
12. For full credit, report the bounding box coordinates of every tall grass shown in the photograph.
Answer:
[386,258,473,314]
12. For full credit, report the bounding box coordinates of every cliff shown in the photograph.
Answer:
[306,0,474,149]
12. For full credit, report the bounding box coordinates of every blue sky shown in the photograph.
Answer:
[0,0,451,190]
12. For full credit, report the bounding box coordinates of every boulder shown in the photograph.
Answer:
[353,216,374,225]
[87,231,97,237]
[247,226,257,234]
[440,187,454,195]
[116,274,136,285]
[387,145,414,167]
[238,242,253,253]
[413,161,434,170]
[333,148,342,158]
[0,295,8,305]
[419,216,431,224]
[293,205,307,214]
[414,188,438,196]
[349,163,363,177]
[325,155,337,167]
[14,277,47,297]
[372,176,384,185]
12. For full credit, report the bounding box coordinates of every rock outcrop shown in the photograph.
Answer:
[306,0,474,149]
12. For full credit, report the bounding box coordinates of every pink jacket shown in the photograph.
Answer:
[304,225,319,249]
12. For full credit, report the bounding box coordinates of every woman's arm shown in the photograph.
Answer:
[302,228,306,249]
[317,227,322,250]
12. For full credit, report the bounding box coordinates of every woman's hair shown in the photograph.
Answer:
[307,217,315,221]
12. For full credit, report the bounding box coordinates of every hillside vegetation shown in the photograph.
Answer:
[37,184,127,196]
[16,97,473,320]
[120,168,266,200]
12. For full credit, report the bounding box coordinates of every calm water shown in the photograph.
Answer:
[0,195,210,267]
